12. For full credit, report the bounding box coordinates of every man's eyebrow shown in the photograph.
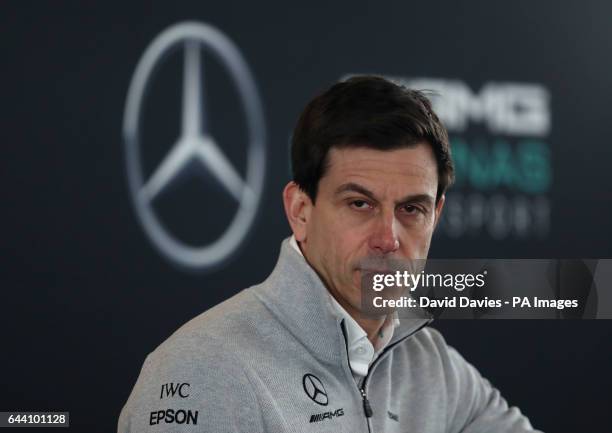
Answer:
[334,182,378,201]
[334,183,435,207]
[397,193,435,207]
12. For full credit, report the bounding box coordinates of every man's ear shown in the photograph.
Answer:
[282,181,312,242]
[433,193,446,230]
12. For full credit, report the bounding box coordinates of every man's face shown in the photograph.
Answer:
[298,144,444,315]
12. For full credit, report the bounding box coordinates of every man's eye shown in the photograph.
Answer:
[350,200,371,210]
[401,204,420,215]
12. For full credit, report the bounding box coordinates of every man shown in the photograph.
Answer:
[119,76,540,432]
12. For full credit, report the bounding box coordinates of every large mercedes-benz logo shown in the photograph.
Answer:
[123,22,266,271]
[302,374,328,406]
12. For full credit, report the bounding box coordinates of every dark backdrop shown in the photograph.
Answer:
[1,1,611,432]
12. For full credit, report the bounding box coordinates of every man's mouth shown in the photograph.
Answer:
[357,267,392,274]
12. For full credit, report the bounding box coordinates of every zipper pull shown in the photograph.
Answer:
[360,388,373,418]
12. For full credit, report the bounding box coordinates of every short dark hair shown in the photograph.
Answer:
[291,75,454,203]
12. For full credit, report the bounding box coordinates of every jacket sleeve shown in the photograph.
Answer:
[117,337,264,433]
[430,330,543,433]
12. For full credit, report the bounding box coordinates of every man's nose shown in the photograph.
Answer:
[368,210,400,255]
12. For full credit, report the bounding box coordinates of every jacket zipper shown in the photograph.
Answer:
[360,387,373,418]
[339,321,374,432]
[355,319,432,431]
[359,386,374,433]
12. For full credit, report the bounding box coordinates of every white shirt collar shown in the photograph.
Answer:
[288,235,399,378]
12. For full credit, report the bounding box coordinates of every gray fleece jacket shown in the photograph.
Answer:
[118,238,541,432]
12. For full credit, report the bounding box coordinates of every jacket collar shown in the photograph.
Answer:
[252,238,431,364]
